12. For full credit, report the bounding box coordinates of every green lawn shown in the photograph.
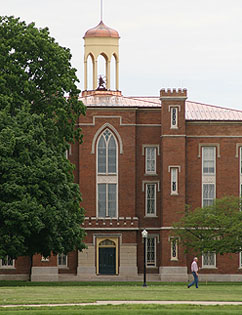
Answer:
[0,281,242,306]
[1,305,242,315]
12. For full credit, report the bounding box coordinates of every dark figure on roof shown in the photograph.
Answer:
[97,75,106,90]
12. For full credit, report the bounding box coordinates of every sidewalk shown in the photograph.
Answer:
[2,300,242,308]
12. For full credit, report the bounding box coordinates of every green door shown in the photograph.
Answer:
[99,247,116,275]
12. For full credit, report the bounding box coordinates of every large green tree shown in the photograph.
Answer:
[0,16,86,262]
[172,196,242,255]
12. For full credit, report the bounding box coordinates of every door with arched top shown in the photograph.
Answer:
[98,240,116,275]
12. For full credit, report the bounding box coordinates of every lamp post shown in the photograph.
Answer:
[142,229,148,287]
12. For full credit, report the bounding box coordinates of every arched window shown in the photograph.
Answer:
[97,129,118,218]
[98,129,117,174]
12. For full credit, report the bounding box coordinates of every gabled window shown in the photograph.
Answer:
[98,129,116,174]
[145,147,156,174]
[0,256,15,268]
[146,237,156,267]
[202,184,215,207]
[202,147,216,175]
[145,183,156,216]
[202,252,216,268]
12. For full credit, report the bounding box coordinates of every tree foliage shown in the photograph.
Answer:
[172,196,242,255]
[0,16,86,259]
[0,15,85,149]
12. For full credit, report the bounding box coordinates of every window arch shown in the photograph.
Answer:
[96,129,118,218]
[98,129,117,174]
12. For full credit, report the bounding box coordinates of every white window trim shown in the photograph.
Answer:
[170,167,178,195]
[145,183,157,217]
[170,107,178,129]
[96,129,119,219]
[146,236,156,267]
[97,183,118,219]
[202,252,217,269]
[198,143,220,158]
[239,252,242,269]
[202,147,216,176]
[0,256,15,269]
[142,145,160,176]
[170,238,178,261]
[142,180,160,192]
[92,122,123,154]
[202,183,215,208]
[142,144,160,156]
[145,147,156,175]
[57,254,68,268]
[96,129,118,175]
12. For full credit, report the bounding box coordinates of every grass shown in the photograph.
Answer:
[0,281,242,306]
[1,305,242,315]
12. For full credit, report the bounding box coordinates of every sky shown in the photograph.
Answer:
[2,0,242,110]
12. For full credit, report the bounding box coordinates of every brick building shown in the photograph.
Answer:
[1,20,242,281]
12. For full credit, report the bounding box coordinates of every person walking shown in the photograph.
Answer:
[188,257,199,288]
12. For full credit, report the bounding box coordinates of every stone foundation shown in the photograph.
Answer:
[31,267,58,282]
[159,266,188,282]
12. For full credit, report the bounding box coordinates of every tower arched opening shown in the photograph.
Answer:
[97,53,108,89]
[87,53,94,90]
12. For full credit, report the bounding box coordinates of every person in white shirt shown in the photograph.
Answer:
[188,257,199,288]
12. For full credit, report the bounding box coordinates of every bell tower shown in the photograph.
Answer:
[83,20,120,92]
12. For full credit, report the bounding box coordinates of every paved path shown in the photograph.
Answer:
[1,300,242,308]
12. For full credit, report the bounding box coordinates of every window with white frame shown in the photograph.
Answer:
[171,107,178,128]
[97,128,118,218]
[202,252,216,268]
[145,147,156,174]
[202,184,215,207]
[146,237,156,267]
[170,239,178,261]
[145,183,156,216]
[171,168,178,195]
[0,256,15,268]
[98,129,116,174]
[239,252,242,268]
[202,147,216,175]
[58,254,67,267]
[98,183,117,217]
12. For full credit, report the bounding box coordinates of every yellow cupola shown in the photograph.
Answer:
[83,20,120,92]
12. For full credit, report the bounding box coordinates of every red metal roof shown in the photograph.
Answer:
[81,94,242,121]
[84,21,119,38]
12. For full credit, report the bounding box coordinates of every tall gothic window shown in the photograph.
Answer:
[98,129,116,174]
[97,129,118,218]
